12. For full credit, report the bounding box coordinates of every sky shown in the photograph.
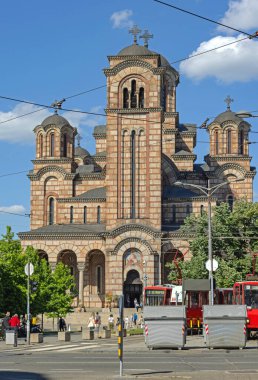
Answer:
[0,0,258,237]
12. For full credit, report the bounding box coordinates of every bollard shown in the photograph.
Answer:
[13,330,17,347]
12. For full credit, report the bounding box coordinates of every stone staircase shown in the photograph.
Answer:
[41,308,142,332]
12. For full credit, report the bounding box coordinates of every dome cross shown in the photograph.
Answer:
[140,30,153,48]
[129,25,142,45]
[224,95,234,110]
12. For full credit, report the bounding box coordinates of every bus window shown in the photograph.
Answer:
[234,285,242,304]
[145,289,165,306]
[244,285,258,308]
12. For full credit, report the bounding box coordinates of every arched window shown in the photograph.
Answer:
[172,205,176,223]
[123,88,129,109]
[186,205,190,216]
[139,87,144,108]
[50,133,55,157]
[239,130,244,155]
[215,131,219,155]
[200,205,204,216]
[96,265,102,294]
[83,206,87,224]
[131,130,136,218]
[227,129,232,154]
[130,80,137,108]
[39,134,43,157]
[49,197,54,225]
[70,206,74,223]
[97,206,101,224]
[63,133,67,157]
[227,195,234,211]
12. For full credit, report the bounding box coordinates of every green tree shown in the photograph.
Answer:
[168,200,257,287]
[0,227,74,317]
[46,262,74,318]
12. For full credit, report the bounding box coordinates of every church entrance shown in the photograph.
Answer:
[123,270,143,308]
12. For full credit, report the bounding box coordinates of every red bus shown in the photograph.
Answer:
[144,285,183,306]
[144,281,234,331]
[233,280,258,338]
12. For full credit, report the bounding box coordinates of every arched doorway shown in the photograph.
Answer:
[123,270,143,308]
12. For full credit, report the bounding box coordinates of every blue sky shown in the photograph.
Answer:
[0,0,258,237]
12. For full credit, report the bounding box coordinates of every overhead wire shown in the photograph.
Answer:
[152,0,258,38]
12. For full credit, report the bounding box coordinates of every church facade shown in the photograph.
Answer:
[19,32,255,308]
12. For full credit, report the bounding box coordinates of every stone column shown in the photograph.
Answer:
[49,262,56,273]
[77,263,85,307]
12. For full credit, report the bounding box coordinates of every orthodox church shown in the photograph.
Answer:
[19,28,255,308]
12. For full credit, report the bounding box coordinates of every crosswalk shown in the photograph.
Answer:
[3,341,117,354]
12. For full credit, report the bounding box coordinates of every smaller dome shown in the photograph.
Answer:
[41,114,70,128]
[75,146,90,158]
[213,110,243,125]
[118,44,154,56]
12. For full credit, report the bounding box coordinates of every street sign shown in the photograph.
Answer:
[24,263,34,276]
[205,259,218,272]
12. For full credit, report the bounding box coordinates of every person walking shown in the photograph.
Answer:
[133,312,138,326]
[108,314,114,330]
[58,317,66,332]
[2,312,10,339]
[9,314,20,333]
[94,312,101,337]
[88,313,95,330]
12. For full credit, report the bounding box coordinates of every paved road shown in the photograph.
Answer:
[1,334,258,379]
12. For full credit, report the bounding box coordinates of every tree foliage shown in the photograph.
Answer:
[168,200,258,287]
[0,227,75,317]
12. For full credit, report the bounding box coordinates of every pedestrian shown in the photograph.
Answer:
[2,312,10,339]
[94,312,101,335]
[9,314,20,332]
[124,316,129,330]
[58,317,66,332]
[88,313,95,330]
[133,312,138,326]
[108,314,114,330]
[134,298,138,310]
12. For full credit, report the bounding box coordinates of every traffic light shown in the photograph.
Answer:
[30,280,38,292]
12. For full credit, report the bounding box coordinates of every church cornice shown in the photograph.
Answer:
[93,134,106,139]
[18,232,105,241]
[164,112,178,118]
[28,165,73,180]
[107,223,162,239]
[105,107,163,114]
[207,155,252,162]
[172,154,197,161]
[57,197,106,203]
[75,173,105,180]
[32,158,73,164]
[104,59,166,77]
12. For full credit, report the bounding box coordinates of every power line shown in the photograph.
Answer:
[0,210,30,217]
[152,0,258,38]
[0,170,29,178]
[0,108,45,125]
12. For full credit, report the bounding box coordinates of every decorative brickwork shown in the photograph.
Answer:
[19,39,255,309]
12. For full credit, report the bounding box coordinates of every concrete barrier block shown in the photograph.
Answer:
[82,328,94,340]
[30,333,43,343]
[58,331,71,341]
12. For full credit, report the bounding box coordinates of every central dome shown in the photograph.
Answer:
[118,44,171,68]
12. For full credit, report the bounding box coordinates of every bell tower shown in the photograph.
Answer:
[104,27,179,230]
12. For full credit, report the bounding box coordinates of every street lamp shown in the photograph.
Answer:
[174,177,244,305]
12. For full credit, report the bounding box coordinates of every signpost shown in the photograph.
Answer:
[205,259,218,272]
[118,295,124,377]
[24,262,34,345]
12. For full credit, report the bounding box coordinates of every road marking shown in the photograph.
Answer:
[27,344,79,352]
[57,344,100,352]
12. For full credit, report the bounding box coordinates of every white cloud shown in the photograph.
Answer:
[218,0,258,34]
[110,10,133,29]
[179,35,258,83]
[0,205,26,214]
[0,103,105,144]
